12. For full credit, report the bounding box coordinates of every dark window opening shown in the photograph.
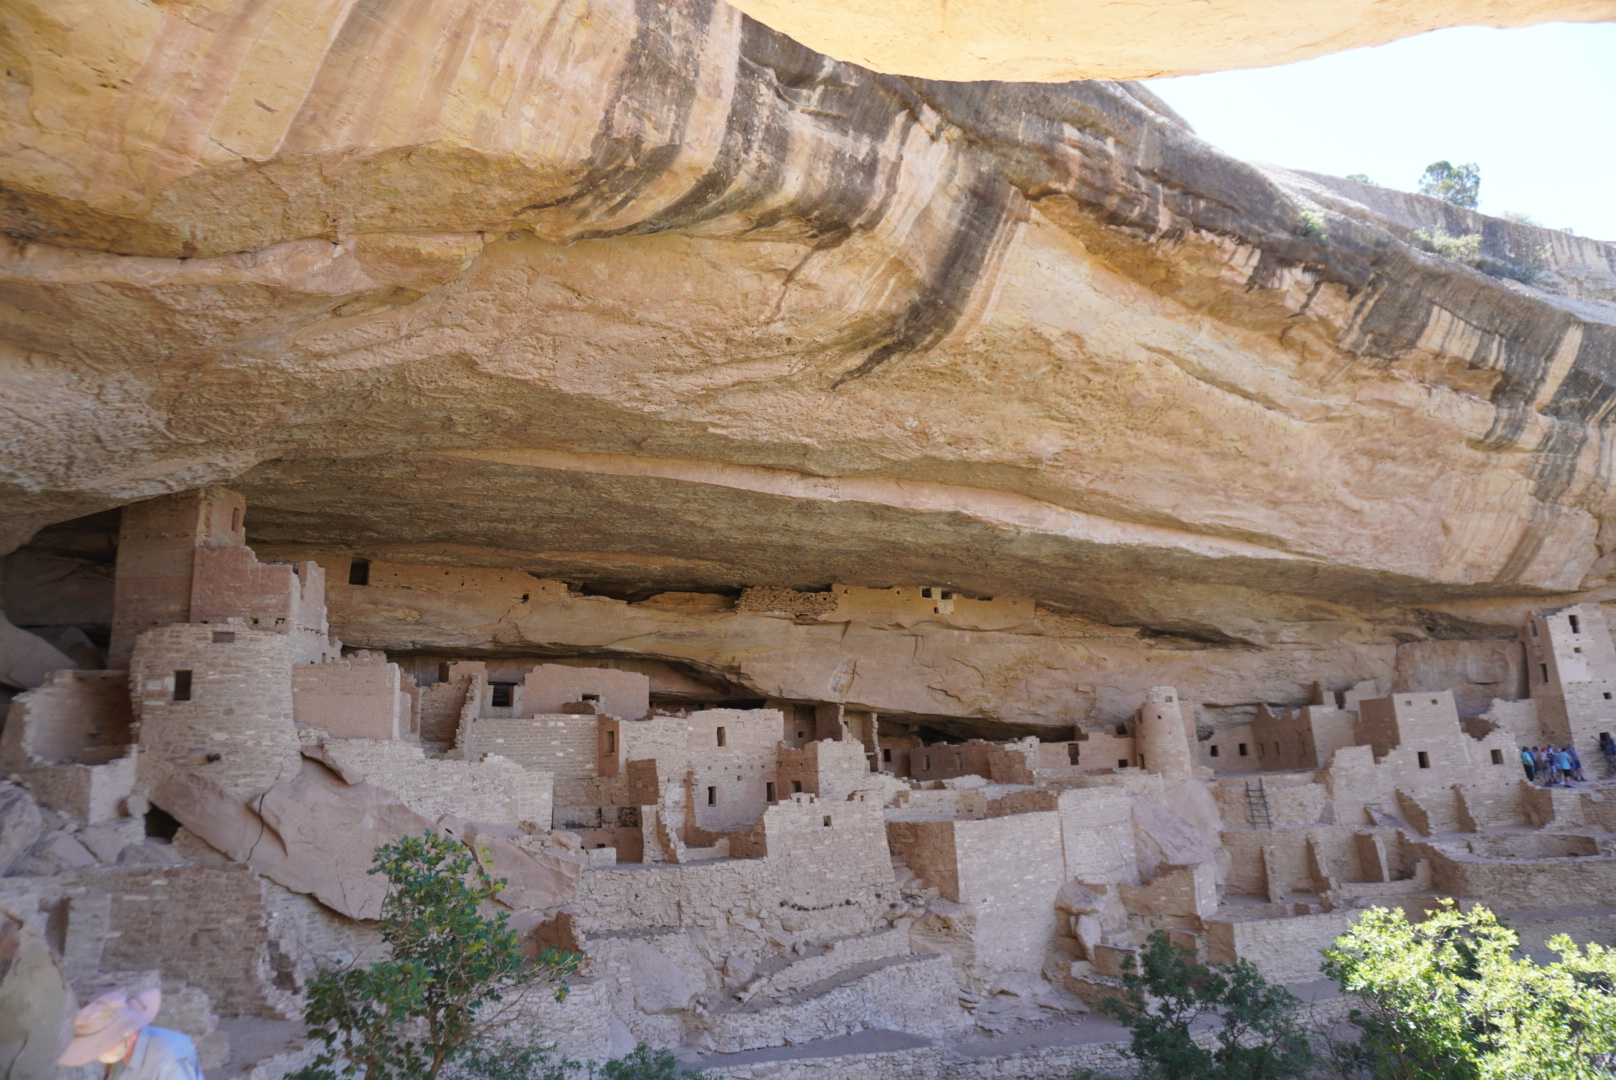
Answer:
[1576,647,1584,654]
[716,726,727,747]
[145,806,182,841]
[582,693,600,703]
[1605,693,1612,701]
[1571,614,1581,634]
[1068,744,1081,764]
[211,631,234,644]
[882,748,892,762]
[1430,698,1439,705]
[1115,724,1128,736]
[1238,743,1248,757]
[1542,663,1551,683]
[604,731,617,755]
[1138,753,1147,769]
[791,780,802,793]
[230,508,241,532]
[1209,745,1220,758]
[923,754,932,770]
[706,786,716,806]
[1417,751,1430,769]
[172,670,192,701]
[490,684,515,708]
[766,782,776,802]
[797,731,805,740]
[1118,759,1129,769]
[348,559,371,586]
[822,815,832,827]
[1490,749,1504,765]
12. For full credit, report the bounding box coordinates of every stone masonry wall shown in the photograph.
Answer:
[130,625,303,799]
[96,864,289,1017]
[293,659,411,740]
[314,738,552,827]
[519,663,650,721]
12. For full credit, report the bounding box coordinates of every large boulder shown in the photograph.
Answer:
[152,763,433,920]
[0,785,43,876]
[0,614,74,693]
[0,907,73,1080]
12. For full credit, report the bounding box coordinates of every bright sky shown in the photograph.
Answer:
[1146,23,1616,242]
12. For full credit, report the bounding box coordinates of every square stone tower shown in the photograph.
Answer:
[1522,603,1616,761]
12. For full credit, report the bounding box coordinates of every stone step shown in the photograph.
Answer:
[734,926,911,1002]
[692,952,970,1053]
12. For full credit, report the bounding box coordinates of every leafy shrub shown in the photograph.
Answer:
[1344,174,1378,186]
[1413,229,1482,261]
[1323,901,1616,1080]
[1095,931,1313,1080]
[1417,162,1480,209]
[292,831,581,1080]
[593,1044,706,1079]
[1297,210,1328,239]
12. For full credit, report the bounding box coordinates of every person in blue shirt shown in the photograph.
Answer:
[1520,746,1536,782]
[1555,748,1576,788]
[57,988,203,1079]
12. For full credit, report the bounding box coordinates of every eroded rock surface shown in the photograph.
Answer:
[719,0,1616,81]
[4,0,1616,661]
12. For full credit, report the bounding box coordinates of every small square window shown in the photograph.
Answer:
[706,786,717,806]
[1209,745,1220,758]
[1117,759,1128,769]
[1417,751,1430,769]
[823,815,832,827]
[348,559,371,586]
[582,693,601,702]
[792,780,802,793]
[211,631,234,644]
[1490,749,1504,765]
[882,748,892,762]
[172,670,193,701]
[1238,743,1248,756]
[490,684,514,708]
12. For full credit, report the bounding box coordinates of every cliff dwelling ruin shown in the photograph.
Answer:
[9,487,1616,1076]
[6,0,1616,1077]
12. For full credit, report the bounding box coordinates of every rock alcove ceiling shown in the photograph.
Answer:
[5,0,1616,731]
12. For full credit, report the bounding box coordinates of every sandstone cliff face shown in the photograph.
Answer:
[719,0,1616,81]
[5,0,1616,686]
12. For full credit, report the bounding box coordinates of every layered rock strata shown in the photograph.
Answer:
[4,0,1616,661]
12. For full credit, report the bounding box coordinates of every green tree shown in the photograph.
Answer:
[1417,162,1480,209]
[293,831,581,1080]
[1345,174,1379,186]
[1323,901,1616,1080]
[1096,931,1313,1080]
[594,1043,707,1079]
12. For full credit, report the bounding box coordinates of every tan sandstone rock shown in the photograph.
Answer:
[720,0,1616,81]
[3,0,1616,711]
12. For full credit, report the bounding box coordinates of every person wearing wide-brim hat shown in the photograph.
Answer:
[57,988,203,1078]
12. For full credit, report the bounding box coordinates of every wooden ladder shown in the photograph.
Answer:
[1245,778,1273,830]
